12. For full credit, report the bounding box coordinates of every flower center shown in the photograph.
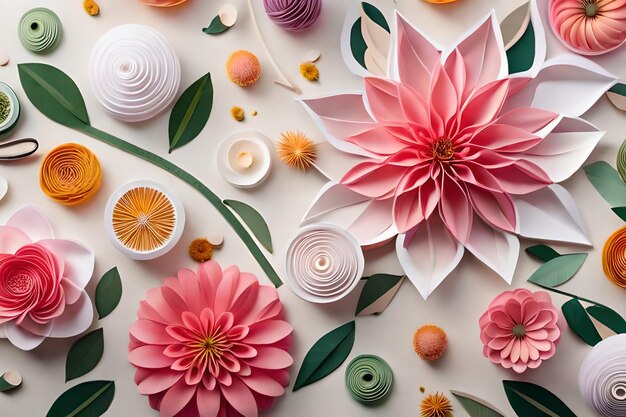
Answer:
[432,137,454,160]
[198,335,226,359]
[7,273,33,294]
[512,324,526,338]
[583,0,598,17]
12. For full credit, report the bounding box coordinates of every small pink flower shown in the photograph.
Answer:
[129,261,293,417]
[479,288,561,373]
[0,207,95,350]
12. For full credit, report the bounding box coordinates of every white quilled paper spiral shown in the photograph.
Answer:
[89,24,181,122]
[284,224,364,303]
[579,334,626,417]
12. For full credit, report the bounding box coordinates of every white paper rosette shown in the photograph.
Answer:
[89,24,181,122]
[579,334,626,417]
[284,224,364,303]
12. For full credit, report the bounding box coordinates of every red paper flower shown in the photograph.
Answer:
[129,261,293,417]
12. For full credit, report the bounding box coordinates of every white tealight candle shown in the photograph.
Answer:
[237,151,254,168]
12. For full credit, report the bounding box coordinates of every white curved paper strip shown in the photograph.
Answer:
[0,176,7,201]
[579,334,626,417]
[284,224,364,303]
[89,24,181,122]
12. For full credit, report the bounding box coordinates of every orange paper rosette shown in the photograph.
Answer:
[602,226,626,288]
[40,143,102,205]
[138,0,188,7]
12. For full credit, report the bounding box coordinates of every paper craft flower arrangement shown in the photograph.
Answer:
[0,207,94,350]
[303,10,617,299]
[129,261,293,417]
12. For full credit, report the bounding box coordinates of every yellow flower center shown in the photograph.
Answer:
[432,137,454,160]
[197,335,227,360]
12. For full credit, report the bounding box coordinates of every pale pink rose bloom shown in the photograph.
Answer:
[129,261,293,417]
[0,206,95,350]
[479,288,561,373]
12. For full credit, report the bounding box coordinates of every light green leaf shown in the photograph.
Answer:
[224,199,273,253]
[202,15,229,35]
[169,72,214,152]
[527,253,587,287]
[355,274,404,316]
[65,329,104,382]
[562,298,602,346]
[451,390,505,417]
[46,380,114,417]
[95,267,122,319]
[584,161,626,208]
[503,380,577,417]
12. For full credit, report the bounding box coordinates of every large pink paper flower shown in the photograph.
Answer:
[129,261,293,417]
[302,6,617,299]
[479,288,561,373]
[549,0,626,55]
[0,206,94,350]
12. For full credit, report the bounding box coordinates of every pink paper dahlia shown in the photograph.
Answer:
[550,0,626,55]
[479,288,561,373]
[0,206,94,351]
[129,261,293,417]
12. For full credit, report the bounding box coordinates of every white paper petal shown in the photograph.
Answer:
[396,215,464,300]
[361,6,391,76]
[500,1,531,51]
[340,5,376,78]
[465,215,519,284]
[5,323,46,351]
[48,291,93,338]
[301,181,370,224]
[0,324,6,338]
[37,239,95,290]
[348,198,399,247]
[6,206,54,242]
[514,184,591,245]
[0,176,7,201]
[504,54,618,117]
[508,0,547,78]
[18,317,53,338]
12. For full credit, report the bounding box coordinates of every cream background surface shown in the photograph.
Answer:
[0,0,625,416]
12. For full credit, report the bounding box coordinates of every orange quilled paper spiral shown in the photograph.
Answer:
[39,143,102,205]
[603,226,626,288]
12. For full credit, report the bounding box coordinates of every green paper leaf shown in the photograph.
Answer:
[0,371,22,392]
[355,274,404,316]
[612,207,626,222]
[293,321,356,391]
[46,380,115,417]
[362,3,389,32]
[507,20,535,74]
[451,390,505,417]
[527,253,587,287]
[203,15,229,34]
[224,199,273,253]
[586,305,626,334]
[607,83,626,112]
[503,380,577,417]
[584,161,626,208]
[562,298,602,346]
[65,329,104,382]
[169,72,214,152]
[350,2,389,70]
[18,63,90,128]
[95,267,122,319]
[525,244,561,262]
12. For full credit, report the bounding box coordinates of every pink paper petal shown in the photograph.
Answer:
[129,345,174,368]
[220,378,258,417]
[246,347,294,370]
[241,373,286,397]
[245,320,293,345]
[4,322,45,351]
[6,206,54,242]
[0,226,32,254]
[37,239,94,291]
[348,198,397,246]
[197,388,221,417]
[130,319,177,345]
[48,291,93,338]
[159,379,197,417]
[138,369,183,395]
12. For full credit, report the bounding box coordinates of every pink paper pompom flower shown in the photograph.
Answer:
[129,261,293,417]
[0,206,95,351]
[479,288,561,373]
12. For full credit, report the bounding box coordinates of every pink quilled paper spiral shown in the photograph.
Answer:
[549,0,626,55]
[263,0,322,32]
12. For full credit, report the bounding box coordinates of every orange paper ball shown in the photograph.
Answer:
[226,50,261,87]
[413,325,448,362]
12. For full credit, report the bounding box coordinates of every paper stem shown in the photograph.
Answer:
[77,124,283,288]
[531,283,609,309]
[246,0,301,94]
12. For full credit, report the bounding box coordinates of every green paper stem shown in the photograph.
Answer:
[345,354,393,405]
[531,282,609,309]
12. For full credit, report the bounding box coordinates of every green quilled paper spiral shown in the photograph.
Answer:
[345,354,393,405]
[18,8,63,54]
[617,139,626,183]
[0,83,20,136]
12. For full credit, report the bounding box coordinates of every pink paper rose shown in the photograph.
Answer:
[479,288,561,373]
[129,261,293,417]
[0,206,95,350]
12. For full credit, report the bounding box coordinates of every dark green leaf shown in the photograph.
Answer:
[609,83,626,96]
[507,20,535,74]
[525,244,561,262]
[606,83,626,112]
[169,72,214,152]
[584,161,626,208]
[503,380,577,417]
[17,63,90,128]
[0,371,22,392]
[96,267,122,319]
[293,321,356,391]
[350,2,389,70]
[451,390,505,417]
[203,15,229,35]
[46,380,114,417]
[355,274,404,316]
[362,3,389,32]
[527,253,587,287]
[586,305,626,334]
[612,207,626,222]
[224,199,273,253]
[562,298,602,346]
[65,329,104,382]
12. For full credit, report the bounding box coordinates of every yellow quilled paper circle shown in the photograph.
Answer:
[603,226,626,288]
[39,143,102,205]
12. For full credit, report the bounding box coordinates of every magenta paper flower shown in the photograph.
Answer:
[0,206,94,350]
[129,261,293,417]
[479,288,561,373]
[301,4,618,299]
